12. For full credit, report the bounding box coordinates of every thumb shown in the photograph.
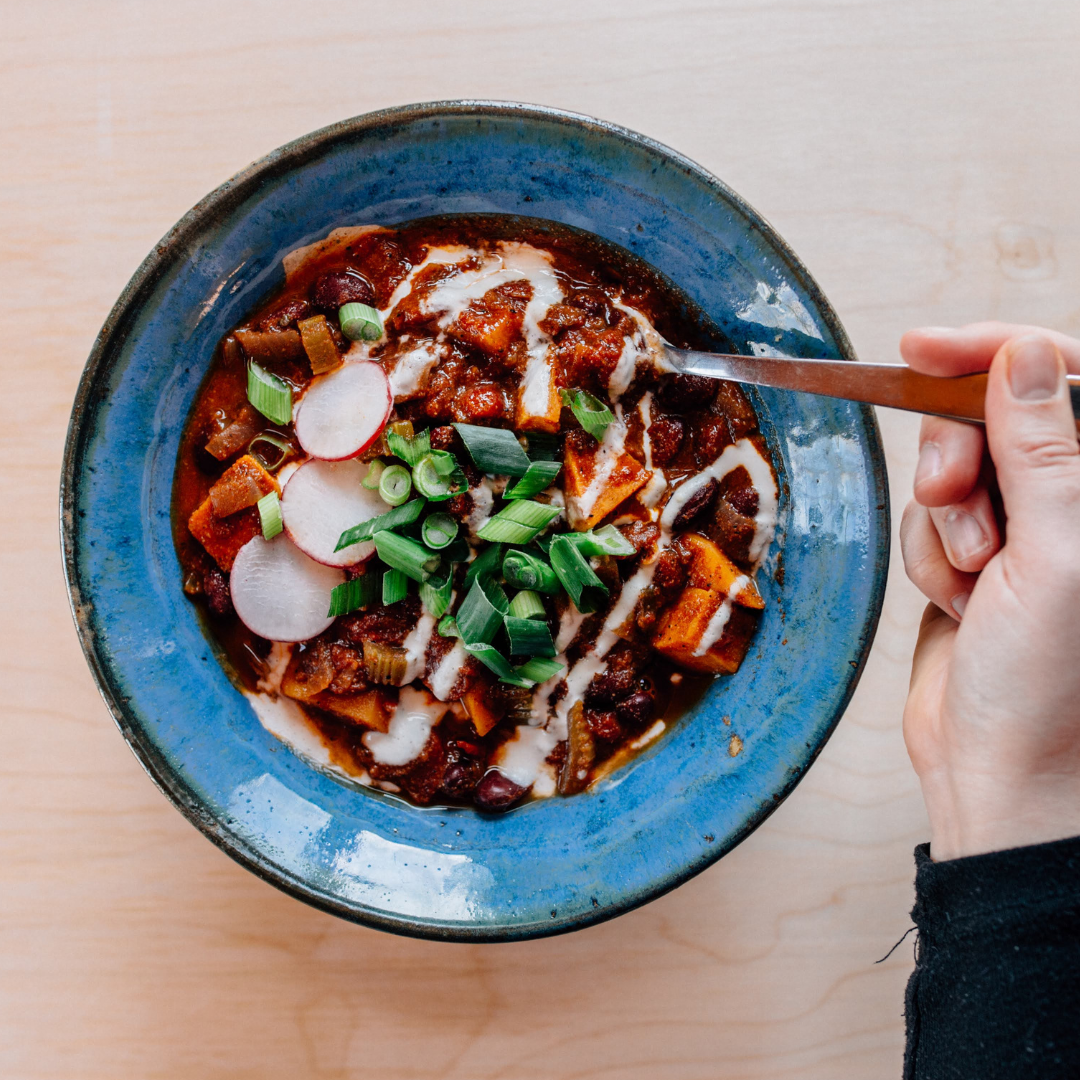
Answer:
[984,334,1080,546]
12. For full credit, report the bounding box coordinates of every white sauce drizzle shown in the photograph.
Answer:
[494,724,560,787]
[256,642,292,694]
[363,686,449,766]
[554,606,588,653]
[428,640,469,701]
[608,336,641,400]
[400,612,435,685]
[639,469,667,508]
[629,719,666,750]
[387,341,440,401]
[465,479,495,538]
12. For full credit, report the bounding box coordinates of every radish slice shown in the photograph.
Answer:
[230,534,343,642]
[294,360,391,460]
[281,458,385,566]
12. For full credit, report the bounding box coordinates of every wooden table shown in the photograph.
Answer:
[3,2,1076,1076]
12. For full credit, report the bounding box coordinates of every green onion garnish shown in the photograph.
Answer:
[382,567,409,605]
[361,459,386,490]
[412,451,464,501]
[453,423,531,477]
[373,530,441,583]
[419,571,454,619]
[378,464,412,506]
[339,302,383,342]
[247,360,293,425]
[327,572,378,617]
[438,615,461,638]
[464,643,536,688]
[387,428,431,467]
[508,590,545,620]
[559,387,613,443]
[256,490,283,540]
[549,534,609,612]
[248,433,293,473]
[441,535,472,564]
[421,512,459,549]
[565,524,636,558]
[502,549,559,594]
[456,575,508,646]
[476,500,562,545]
[464,542,504,586]
[334,497,426,551]
[515,657,565,683]
[505,615,556,657]
[525,431,559,461]
[504,460,563,500]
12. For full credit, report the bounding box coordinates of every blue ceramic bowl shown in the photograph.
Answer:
[61,101,888,941]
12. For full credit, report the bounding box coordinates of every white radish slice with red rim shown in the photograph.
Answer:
[281,457,385,566]
[294,360,391,460]
[230,534,343,642]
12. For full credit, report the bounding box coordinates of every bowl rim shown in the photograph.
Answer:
[60,99,889,940]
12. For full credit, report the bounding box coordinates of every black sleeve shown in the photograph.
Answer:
[904,834,1080,1079]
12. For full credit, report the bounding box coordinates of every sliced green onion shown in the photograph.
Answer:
[327,572,378,617]
[505,615,556,657]
[419,572,454,619]
[373,530,441,583]
[438,615,461,638]
[559,387,613,443]
[464,643,536,688]
[339,302,383,342]
[421,512,459,549]
[382,568,409,605]
[335,497,426,551]
[534,535,553,556]
[256,490,283,540]
[566,523,636,558]
[464,542,504,586]
[549,533,609,612]
[413,452,464,500]
[247,360,293,425]
[387,428,431,467]
[504,460,563,500]
[525,431,559,461]
[379,464,412,506]
[453,423,531,477]
[476,500,562,545]
[456,575,508,646]
[361,459,386,490]
[516,657,565,683]
[503,549,559,594]
[248,433,293,473]
[508,590,545,620]
[441,535,472,564]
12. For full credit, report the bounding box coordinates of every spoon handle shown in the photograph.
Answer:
[667,348,1080,430]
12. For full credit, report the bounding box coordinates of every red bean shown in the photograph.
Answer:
[203,567,232,617]
[473,770,527,811]
[310,270,376,313]
[647,416,685,465]
[672,478,719,531]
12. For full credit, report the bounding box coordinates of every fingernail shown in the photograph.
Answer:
[914,442,942,488]
[943,508,988,563]
[951,592,970,618]
[1007,335,1063,401]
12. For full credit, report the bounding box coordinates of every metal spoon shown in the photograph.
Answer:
[665,348,1080,431]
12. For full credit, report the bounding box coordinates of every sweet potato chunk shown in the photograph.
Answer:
[681,533,764,610]
[652,587,757,674]
[563,440,649,530]
[281,643,335,702]
[311,688,392,732]
[448,290,524,357]
[208,454,278,518]
[462,675,506,737]
[514,360,562,433]
[188,503,260,571]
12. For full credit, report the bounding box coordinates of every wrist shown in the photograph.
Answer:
[920,765,1080,861]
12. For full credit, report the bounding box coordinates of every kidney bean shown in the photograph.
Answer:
[647,416,685,465]
[585,643,644,706]
[694,414,730,466]
[310,270,376,313]
[615,689,654,729]
[259,298,311,331]
[203,567,232,617]
[473,769,528,812]
[671,478,719,531]
[585,708,624,742]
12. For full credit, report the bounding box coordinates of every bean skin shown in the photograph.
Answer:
[473,770,528,812]
[310,270,376,313]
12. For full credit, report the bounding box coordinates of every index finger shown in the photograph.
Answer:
[900,322,1080,377]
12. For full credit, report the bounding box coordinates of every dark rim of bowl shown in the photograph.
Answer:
[60,100,890,942]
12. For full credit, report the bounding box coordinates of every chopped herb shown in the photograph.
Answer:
[453,423,531,477]
[503,549,560,594]
[456,575,508,646]
[549,533,609,612]
[559,387,613,443]
[246,360,293,425]
[508,590,545,620]
[327,572,378,617]
[476,500,562,544]
[372,530,441,583]
[378,464,413,506]
[504,460,563,500]
[335,498,426,551]
[382,567,409,605]
[387,427,431,467]
[339,302,383,342]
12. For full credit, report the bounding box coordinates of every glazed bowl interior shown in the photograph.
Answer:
[63,101,888,941]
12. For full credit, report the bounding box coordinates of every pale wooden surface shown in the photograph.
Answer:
[3,2,1077,1077]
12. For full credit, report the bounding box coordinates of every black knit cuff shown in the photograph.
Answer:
[913,834,1080,937]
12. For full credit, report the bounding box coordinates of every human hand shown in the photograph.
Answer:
[899,323,1080,860]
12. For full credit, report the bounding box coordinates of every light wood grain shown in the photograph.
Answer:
[2,1,1077,1077]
